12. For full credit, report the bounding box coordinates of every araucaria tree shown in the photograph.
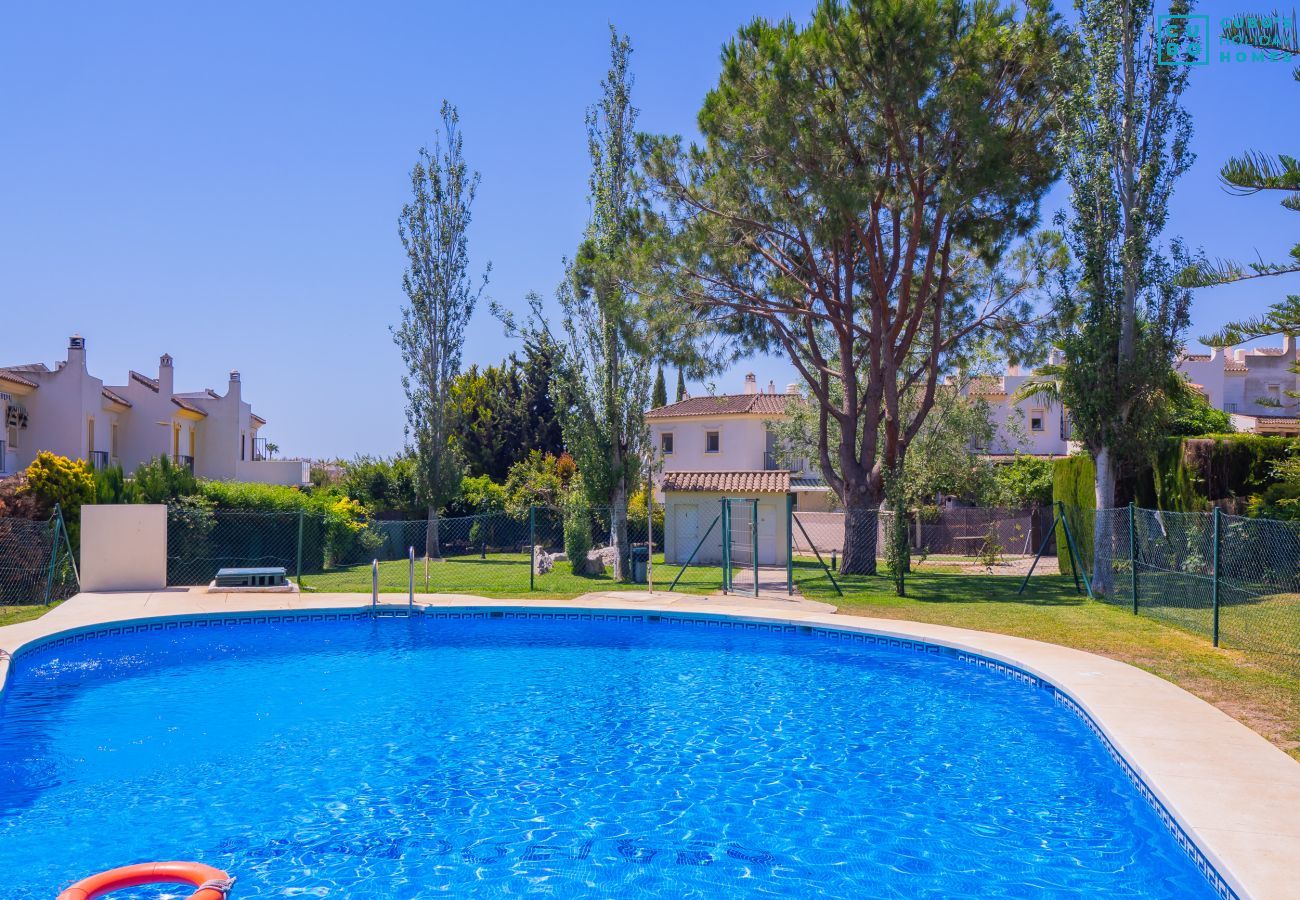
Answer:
[1040,0,1195,513]
[643,0,1069,574]
[395,101,489,555]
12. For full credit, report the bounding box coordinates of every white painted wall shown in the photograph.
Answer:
[651,416,772,473]
[80,504,167,591]
[236,459,310,485]
[662,491,789,566]
[973,373,1071,456]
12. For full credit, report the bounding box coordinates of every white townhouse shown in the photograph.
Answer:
[0,335,307,485]
[647,373,832,567]
[1178,338,1300,435]
[965,366,1072,459]
[968,337,1300,457]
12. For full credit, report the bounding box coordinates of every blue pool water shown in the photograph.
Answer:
[0,614,1215,898]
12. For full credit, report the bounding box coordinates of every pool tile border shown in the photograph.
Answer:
[3,605,1241,897]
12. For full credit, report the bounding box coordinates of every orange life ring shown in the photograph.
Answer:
[57,861,234,900]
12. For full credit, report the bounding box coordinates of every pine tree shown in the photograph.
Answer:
[675,368,686,402]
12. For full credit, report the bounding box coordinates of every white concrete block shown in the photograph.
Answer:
[80,504,167,592]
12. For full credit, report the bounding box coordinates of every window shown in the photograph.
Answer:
[87,417,95,456]
[241,433,246,461]
[1227,402,1238,413]
[660,432,674,455]
[111,422,119,460]
[188,428,196,459]
[705,430,720,453]
[1030,410,1044,433]
[5,424,17,450]
[1267,383,1282,404]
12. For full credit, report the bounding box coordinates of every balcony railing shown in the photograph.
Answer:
[173,454,195,473]
[89,450,110,470]
[252,436,270,461]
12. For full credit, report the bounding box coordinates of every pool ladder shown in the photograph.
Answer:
[370,547,419,618]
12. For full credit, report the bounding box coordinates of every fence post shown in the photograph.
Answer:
[295,509,304,586]
[1128,502,1138,615]
[785,493,794,595]
[43,505,63,606]
[529,505,536,592]
[1212,506,1221,648]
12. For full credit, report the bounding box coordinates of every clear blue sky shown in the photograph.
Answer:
[1,1,1295,459]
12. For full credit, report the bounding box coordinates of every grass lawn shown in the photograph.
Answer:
[0,603,59,627]
[300,553,723,599]
[794,563,1300,760]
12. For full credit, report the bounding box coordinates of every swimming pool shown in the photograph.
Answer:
[0,612,1218,898]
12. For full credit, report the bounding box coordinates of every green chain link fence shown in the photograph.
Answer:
[165,506,672,598]
[0,507,79,606]
[1060,504,1300,665]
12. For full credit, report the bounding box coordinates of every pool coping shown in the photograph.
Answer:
[3,590,1299,900]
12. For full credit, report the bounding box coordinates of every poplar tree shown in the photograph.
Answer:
[395,101,489,555]
[1032,0,1195,519]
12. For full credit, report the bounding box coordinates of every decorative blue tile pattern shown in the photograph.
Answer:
[2,605,1238,899]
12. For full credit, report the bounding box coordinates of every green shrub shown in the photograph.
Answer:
[21,452,96,547]
[132,455,200,503]
[94,463,139,504]
[992,453,1053,507]
[1052,455,1095,575]
[166,496,217,582]
[505,451,566,518]
[563,492,593,576]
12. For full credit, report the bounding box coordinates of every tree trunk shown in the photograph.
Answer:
[611,480,628,581]
[425,505,441,560]
[840,500,879,576]
[1092,446,1117,595]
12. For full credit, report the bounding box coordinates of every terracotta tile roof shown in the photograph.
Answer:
[100,387,132,407]
[0,369,39,389]
[646,393,793,418]
[661,470,791,493]
[171,396,208,416]
[130,370,159,392]
[1181,353,1211,361]
[1252,347,1287,356]
[967,376,1007,396]
[1225,362,1248,373]
[250,413,267,425]
[5,363,50,374]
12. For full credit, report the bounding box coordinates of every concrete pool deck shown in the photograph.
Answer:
[2,589,1298,899]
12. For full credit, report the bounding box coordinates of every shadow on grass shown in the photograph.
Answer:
[793,562,1088,608]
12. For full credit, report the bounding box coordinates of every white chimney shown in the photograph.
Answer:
[743,373,757,395]
[228,369,242,400]
[158,353,174,395]
[767,379,776,394]
[786,383,799,395]
[67,334,86,370]
[1008,363,1023,376]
